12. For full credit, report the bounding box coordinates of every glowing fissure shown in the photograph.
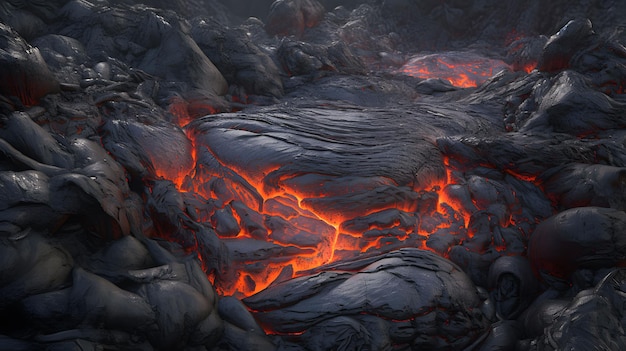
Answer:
[164,145,531,298]
[160,110,531,298]
[399,51,529,88]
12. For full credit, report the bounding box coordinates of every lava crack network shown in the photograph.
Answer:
[165,104,499,297]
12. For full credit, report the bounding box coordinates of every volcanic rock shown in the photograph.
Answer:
[541,163,626,210]
[517,296,570,339]
[0,233,73,309]
[266,0,325,37]
[57,4,228,96]
[191,17,284,98]
[528,207,626,285]
[277,38,366,76]
[0,23,60,106]
[1,1,626,350]
[100,119,194,182]
[69,267,156,332]
[31,34,89,84]
[0,170,66,232]
[538,19,595,72]
[245,248,491,350]
[519,70,625,134]
[488,255,539,320]
[524,269,626,350]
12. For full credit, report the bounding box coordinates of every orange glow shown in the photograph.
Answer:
[179,155,348,296]
[168,96,194,128]
[522,62,537,74]
[168,95,222,128]
[155,125,478,297]
[504,168,539,183]
[162,101,524,299]
[399,52,512,88]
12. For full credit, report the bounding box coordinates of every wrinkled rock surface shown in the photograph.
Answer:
[0,0,626,350]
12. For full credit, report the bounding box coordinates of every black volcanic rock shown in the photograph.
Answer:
[57,4,227,96]
[0,23,60,107]
[277,38,366,76]
[191,17,284,98]
[538,19,595,72]
[1,1,626,350]
[524,269,626,350]
[245,248,491,349]
[266,0,325,37]
[528,207,626,286]
[519,71,625,134]
[0,111,73,169]
[488,255,539,320]
[31,34,89,85]
[0,233,73,311]
[541,163,626,210]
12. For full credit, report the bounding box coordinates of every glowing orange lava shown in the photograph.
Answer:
[157,111,475,297]
[175,156,475,297]
[399,52,513,88]
[161,101,527,298]
[521,62,537,74]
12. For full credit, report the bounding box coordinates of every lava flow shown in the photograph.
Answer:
[152,113,485,298]
[399,51,513,88]
[193,170,469,298]
[160,74,537,298]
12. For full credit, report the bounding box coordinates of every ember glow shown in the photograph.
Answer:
[156,115,495,297]
[399,51,513,88]
[135,34,538,302]
[3,0,626,349]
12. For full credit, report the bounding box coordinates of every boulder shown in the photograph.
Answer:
[0,23,59,106]
[266,0,325,37]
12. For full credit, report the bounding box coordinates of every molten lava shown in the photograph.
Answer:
[159,103,527,298]
[399,51,513,88]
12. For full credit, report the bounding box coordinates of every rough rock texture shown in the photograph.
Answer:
[245,248,491,350]
[0,23,59,106]
[0,0,626,350]
[528,207,626,285]
[523,269,626,350]
[57,3,228,96]
[191,17,284,99]
[265,0,325,37]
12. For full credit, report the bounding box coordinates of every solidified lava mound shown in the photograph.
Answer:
[1,0,626,350]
